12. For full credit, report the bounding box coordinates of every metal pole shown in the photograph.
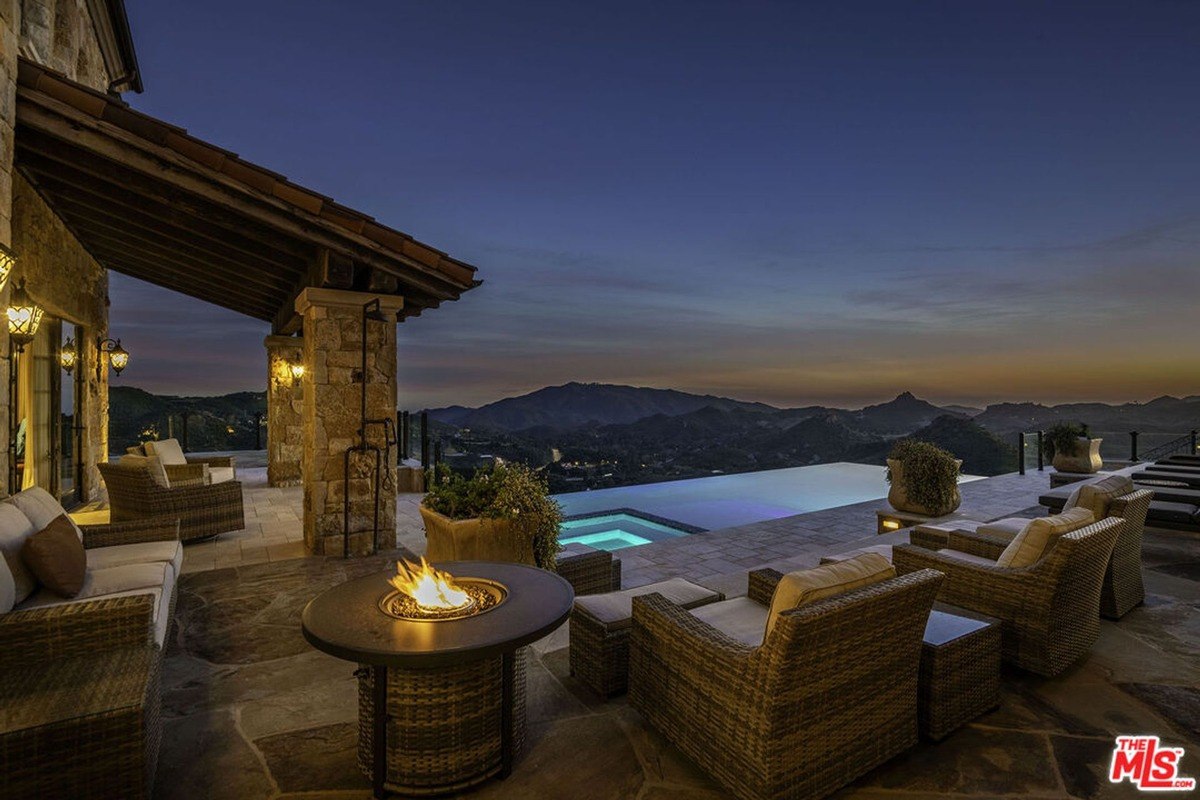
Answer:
[254,411,264,450]
[1018,431,1026,475]
[1130,431,1139,462]
[1191,429,1197,455]
[1036,430,1044,471]
[420,411,429,468]
[433,440,442,469]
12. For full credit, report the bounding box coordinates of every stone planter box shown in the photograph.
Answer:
[421,506,536,565]
[1052,438,1103,474]
[887,458,962,517]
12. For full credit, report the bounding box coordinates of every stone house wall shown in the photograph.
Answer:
[0,0,112,497]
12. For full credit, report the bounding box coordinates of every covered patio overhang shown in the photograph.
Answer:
[13,57,480,333]
[12,58,482,556]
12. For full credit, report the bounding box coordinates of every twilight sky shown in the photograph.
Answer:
[110,1,1200,410]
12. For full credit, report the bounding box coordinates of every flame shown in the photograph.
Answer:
[389,558,472,610]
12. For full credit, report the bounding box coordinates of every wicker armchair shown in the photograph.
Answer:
[893,517,1121,676]
[99,462,245,542]
[946,490,1152,620]
[629,567,944,800]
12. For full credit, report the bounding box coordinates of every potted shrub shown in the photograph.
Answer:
[886,440,962,517]
[1042,422,1102,474]
[420,463,563,570]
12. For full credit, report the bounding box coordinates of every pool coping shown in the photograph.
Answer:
[560,507,708,535]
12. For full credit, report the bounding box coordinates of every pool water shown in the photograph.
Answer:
[559,512,692,552]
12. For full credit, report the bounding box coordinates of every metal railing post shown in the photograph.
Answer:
[1130,430,1139,462]
[433,440,442,469]
[1018,431,1026,475]
[1191,429,1197,455]
[401,411,410,460]
[420,411,429,469]
[1036,430,1044,471]
[254,411,264,450]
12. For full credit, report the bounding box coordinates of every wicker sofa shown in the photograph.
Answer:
[0,505,180,800]
[893,517,1121,676]
[629,566,944,800]
[99,461,245,542]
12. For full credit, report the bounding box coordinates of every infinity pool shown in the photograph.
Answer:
[555,462,982,536]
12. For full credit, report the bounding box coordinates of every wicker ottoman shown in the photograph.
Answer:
[0,646,161,800]
[919,602,1001,740]
[570,578,723,697]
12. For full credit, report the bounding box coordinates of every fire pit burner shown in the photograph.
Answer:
[379,578,507,621]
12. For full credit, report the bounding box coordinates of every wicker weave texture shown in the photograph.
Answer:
[355,648,528,795]
[894,517,1121,676]
[1100,490,1152,619]
[629,569,943,800]
[555,548,622,596]
[919,616,1001,740]
[99,462,245,542]
[0,646,161,800]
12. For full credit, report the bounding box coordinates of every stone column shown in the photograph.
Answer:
[296,288,403,556]
[264,334,304,487]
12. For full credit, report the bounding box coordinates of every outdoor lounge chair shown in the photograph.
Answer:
[946,488,1152,620]
[99,462,245,542]
[628,566,943,800]
[893,517,1121,676]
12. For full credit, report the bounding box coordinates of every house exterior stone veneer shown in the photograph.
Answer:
[264,334,303,488]
[296,287,402,556]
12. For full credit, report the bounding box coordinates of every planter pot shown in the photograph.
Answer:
[887,458,962,517]
[420,506,537,566]
[1052,438,1103,474]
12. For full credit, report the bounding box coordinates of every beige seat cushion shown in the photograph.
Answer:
[975,517,1031,542]
[119,453,171,488]
[766,552,895,637]
[144,438,187,466]
[1064,475,1134,518]
[574,577,720,630]
[690,597,769,647]
[995,507,1095,568]
[820,543,894,565]
[87,541,184,579]
[0,502,38,606]
[8,487,82,541]
[208,466,235,484]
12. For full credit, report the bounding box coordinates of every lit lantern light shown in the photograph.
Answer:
[289,362,305,383]
[7,279,44,351]
[0,244,15,294]
[97,337,130,376]
[60,337,78,374]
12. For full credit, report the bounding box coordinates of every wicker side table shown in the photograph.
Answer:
[0,646,161,800]
[919,602,1001,741]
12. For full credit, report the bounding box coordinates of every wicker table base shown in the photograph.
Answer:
[356,649,528,796]
[919,602,1001,741]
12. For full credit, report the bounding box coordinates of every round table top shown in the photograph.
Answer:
[301,560,574,667]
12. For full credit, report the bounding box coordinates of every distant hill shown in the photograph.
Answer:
[109,386,265,454]
[841,391,966,434]
[426,382,777,432]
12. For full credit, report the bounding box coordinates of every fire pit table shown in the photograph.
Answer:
[301,560,574,798]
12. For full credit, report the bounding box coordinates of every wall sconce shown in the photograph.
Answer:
[289,362,305,383]
[7,278,44,352]
[0,244,15,294]
[97,336,130,377]
[60,337,78,374]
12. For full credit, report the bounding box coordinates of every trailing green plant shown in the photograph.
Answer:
[423,462,563,569]
[1042,422,1090,462]
[886,439,960,513]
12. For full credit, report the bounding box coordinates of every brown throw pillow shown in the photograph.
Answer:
[21,515,87,598]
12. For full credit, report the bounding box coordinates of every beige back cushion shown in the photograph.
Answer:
[1064,474,1134,519]
[0,502,38,606]
[145,438,187,466]
[8,487,81,542]
[119,453,171,488]
[996,507,1095,568]
[766,552,895,637]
